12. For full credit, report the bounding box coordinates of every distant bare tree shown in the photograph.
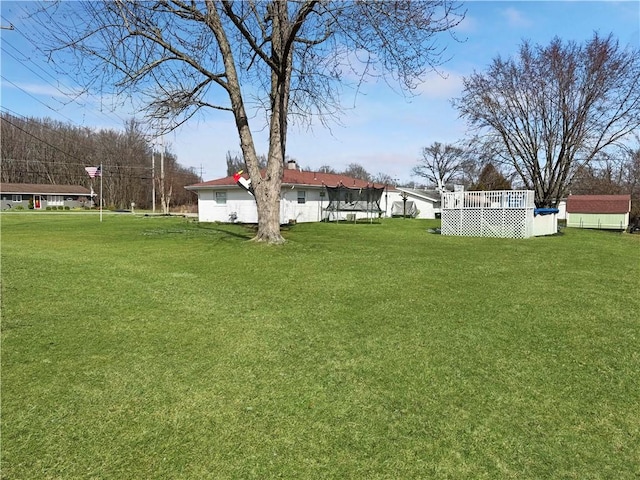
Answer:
[372,172,396,186]
[412,141,465,187]
[318,165,336,174]
[455,34,640,207]
[35,0,464,243]
[225,151,267,176]
[342,163,371,182]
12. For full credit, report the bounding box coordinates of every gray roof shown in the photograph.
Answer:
[396,188,442,203]
[1,183,92,195]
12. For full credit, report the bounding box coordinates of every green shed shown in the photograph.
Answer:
[566,194,631,230]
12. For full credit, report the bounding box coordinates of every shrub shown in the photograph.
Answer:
[57,206,64,210]
[46,206,52,211]
[64,206,70,211]
[14,205,24,211]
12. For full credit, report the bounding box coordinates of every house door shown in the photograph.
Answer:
[34,195,42,209]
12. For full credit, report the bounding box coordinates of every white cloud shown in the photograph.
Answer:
[501,7,533,29]
[9,82,80,99]
[415,69,465,100]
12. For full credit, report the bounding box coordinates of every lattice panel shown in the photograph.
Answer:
[441,209,461,236]
[441,208,533,238]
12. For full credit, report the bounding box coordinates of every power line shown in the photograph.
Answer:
[1,75,78,124]
[1,44,87,112]
[2,158,153,172]
[0,109,158,172]
[1,8,133,129]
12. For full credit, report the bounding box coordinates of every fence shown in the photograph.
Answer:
[441,190,535,239]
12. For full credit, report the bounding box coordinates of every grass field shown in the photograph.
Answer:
[1,213,639,479]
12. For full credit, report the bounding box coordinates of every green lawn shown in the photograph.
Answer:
[2,214,639,479]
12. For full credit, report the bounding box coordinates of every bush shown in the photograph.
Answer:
[46,206,52,211]
[14,205,24,211]
[57,206,64,210]
[64,206,70,211]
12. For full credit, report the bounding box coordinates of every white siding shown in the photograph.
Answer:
[197,189,258,223]
[194,185,448,223]
[280,188,326,223]
[384,190,440,219]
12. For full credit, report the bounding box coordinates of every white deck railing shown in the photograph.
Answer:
[440,190,536,238]
[441,190,535,210]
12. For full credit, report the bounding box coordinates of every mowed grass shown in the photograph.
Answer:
[1,213,639,479]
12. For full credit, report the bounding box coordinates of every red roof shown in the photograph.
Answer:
[566,195,631,214]
[187,169,389,189]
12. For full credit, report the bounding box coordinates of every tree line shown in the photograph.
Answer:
[1,112,200,210]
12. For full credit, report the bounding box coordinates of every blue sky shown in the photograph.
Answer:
[1,1,639,183]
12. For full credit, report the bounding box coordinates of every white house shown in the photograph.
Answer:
[186,162,403,224]
[393,187,442,219]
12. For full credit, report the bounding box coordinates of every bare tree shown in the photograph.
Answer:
[454,34,640,207]
[342,163,371,182]
[225,151,267,176]
[372,172,396,186]
[34,0,464,243]
[412,141,465,188]
[318,165,336,174]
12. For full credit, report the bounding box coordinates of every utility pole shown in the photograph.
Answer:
[151,147,156,213]
[160,132,166,214]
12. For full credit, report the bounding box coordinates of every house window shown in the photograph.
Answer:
[12,195,22,202]
[48,195,64,206]
[297,190,306,204]
[216,191,227,204]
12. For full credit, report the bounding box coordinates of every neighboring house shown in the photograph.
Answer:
[566,194,631,230]
[393,187,442,219]
[186,161,399,224]
[1,183,93,211]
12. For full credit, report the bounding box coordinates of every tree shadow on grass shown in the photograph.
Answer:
[193,222,257,241]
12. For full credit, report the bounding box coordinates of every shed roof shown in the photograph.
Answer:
[566,195,631,214]
[186,169,391,190]
[1,183,92,195]
[396,187,442,203]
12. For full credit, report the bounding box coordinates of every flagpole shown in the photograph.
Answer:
[100,162,103,222]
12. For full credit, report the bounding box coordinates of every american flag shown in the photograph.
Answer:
[85,166,101,178]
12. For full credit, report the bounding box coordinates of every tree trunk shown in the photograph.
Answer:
[253,179,284,243]
[208,1,285,243]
